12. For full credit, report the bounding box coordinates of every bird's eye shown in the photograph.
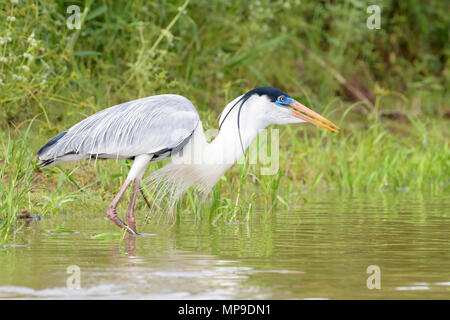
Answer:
[279,96,285,102]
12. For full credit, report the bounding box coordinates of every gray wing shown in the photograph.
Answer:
[38,94,199,166]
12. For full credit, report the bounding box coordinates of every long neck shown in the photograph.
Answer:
[208,94,269,167]
[208,118,261,166]
[175,120,261,168]
[169,96,268,191]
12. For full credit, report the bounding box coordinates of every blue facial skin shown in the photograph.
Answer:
[274,95,294,109]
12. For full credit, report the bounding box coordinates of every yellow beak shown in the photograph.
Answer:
[288,100,340,132]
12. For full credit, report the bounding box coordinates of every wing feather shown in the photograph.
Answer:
[38,94,199,164]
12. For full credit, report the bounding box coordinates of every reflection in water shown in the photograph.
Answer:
[0,191,449,299]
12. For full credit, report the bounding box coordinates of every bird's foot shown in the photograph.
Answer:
[106,206,138,236]
[125,220,138,235]
[124,225,139,236]
[125,211,138,236]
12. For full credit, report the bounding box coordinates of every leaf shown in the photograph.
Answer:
[225,36,285,70]
[108,173,123,178]
[211,212,223,225]
[86,5,107,21]
[44,227,74,233]
[91,232,121,239]
[73,51,103,57]
[276,195,289,209]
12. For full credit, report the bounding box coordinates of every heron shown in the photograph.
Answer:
[37,87,339,235]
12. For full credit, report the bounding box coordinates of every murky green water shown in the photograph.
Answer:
[1,191,449,299]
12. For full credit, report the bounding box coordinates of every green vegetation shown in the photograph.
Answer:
[0,0,448,244]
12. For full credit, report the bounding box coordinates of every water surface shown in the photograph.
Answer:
[1,191,449,299]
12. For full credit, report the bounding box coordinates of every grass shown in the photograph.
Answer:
[0,0,448,244]
[0,121,35,244]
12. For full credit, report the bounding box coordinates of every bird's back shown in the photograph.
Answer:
[38,94,200,167]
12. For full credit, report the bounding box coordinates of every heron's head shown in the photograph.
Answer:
[243,87,339,132]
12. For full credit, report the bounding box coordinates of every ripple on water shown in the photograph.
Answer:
[1,191,449,299]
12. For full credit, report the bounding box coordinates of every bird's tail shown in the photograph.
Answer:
[38,158,56,168]
[37,131,68,168]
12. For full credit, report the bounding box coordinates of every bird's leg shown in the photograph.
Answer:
[125,179,140,234]
[108,154,152,235]
[106,178,136,235]
[140,188,152,209]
